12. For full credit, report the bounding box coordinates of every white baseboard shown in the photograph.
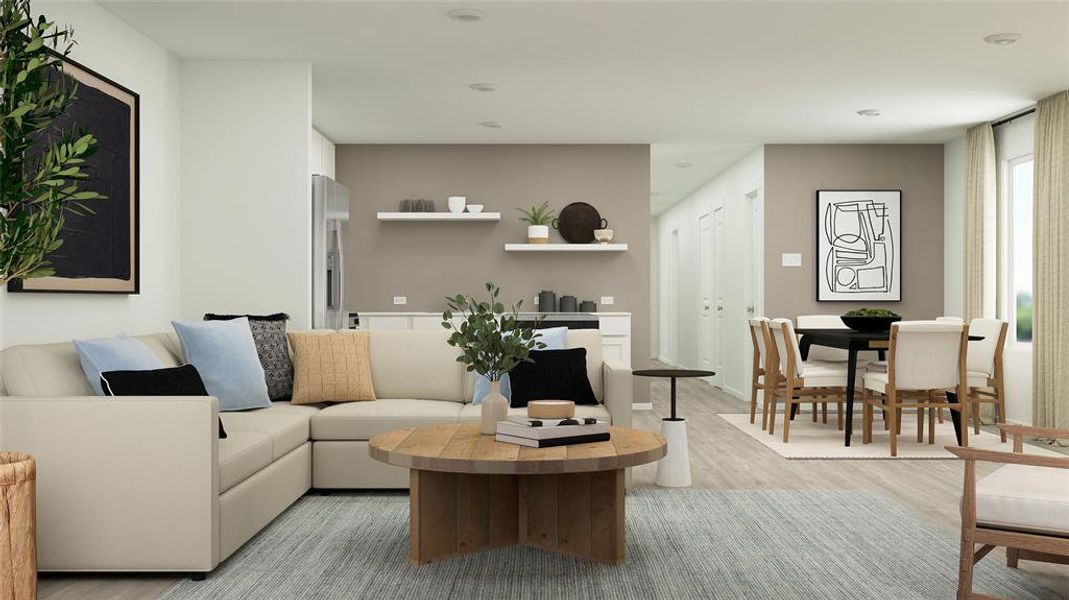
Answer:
[632,402,654,411]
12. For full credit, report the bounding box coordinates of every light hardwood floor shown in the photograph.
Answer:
[39,373,1069,598]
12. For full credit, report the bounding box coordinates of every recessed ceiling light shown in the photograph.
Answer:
[674,162,693,168]
[983,33,1021,46]
[468,83,495,92]
[447,9,485,22]
[478,120,502,128]
[856,109,882,117]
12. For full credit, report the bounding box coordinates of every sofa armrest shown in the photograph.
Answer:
[0,396,220,572]
[603,360,633,428]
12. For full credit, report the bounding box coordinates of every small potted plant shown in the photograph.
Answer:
[516,202,555,244]
[442,282,546,434]
[840,308,902,332]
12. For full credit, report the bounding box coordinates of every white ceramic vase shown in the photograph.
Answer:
[448,196,467,213]
[481,379,508,435]
[527,224,550,244]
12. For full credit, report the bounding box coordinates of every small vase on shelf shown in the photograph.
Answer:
[481,379,508,435]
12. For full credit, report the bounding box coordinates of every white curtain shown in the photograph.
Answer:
[1033,90,1069,429]
[964,123,997,322]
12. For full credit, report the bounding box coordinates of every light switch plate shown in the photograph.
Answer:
[781,253,802,267]
[392,296,407,305]
[600,296,615,305]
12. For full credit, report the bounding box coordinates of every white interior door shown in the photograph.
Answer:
[745,188,763,319]
[713,206,726,386]
[667,228,680,366]
[698,213,714,377]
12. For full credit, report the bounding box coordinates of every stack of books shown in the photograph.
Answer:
[495,417,610,448]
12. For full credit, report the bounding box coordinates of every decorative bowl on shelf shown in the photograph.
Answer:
[466,204,484,214]
[840,309,901,332]
[593,228,614,244]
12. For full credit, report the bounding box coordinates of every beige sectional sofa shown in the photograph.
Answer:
[0,328,631,575]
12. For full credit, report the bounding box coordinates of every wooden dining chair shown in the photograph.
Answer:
[948,424,1069,600]
[768,318,847,441]
[964,318,1009,442]
[748,318,781,430]
[861,321,970,457]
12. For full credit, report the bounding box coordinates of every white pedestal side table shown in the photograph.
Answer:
[633,368,714,488]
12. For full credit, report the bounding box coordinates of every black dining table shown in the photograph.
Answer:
[795,328,981,447]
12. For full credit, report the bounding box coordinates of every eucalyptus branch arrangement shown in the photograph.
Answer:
[1,0,103,286]
[442,282,546,381]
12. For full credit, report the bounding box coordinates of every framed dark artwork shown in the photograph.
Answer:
[816,190,901,302]
[8,54,140,294]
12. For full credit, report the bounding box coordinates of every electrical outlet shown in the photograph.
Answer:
[781,253,802,267]
[393,296,407,306]
[600,296,615,305]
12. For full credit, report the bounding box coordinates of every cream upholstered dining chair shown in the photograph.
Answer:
[768,318,848,442]
[936,317,1009,439]
[748,318,780,430]
[861,320,970,457]
[948,424,1069,600]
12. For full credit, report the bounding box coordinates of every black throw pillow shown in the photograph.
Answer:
[508,348,598,408]
[100,364,227,439]
[204,313,293,401]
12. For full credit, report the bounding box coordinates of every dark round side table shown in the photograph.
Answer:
[633,369,714,488]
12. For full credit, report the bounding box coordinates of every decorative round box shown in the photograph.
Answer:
[527,400,575,420]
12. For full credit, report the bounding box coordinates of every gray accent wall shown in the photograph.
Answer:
[763,144,945,320]
[335,144,651,403]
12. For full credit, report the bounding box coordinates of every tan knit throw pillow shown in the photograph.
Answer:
[288,331,376,404]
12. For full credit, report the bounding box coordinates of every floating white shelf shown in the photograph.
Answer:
[504,243,629,252]
[377,212,500,222]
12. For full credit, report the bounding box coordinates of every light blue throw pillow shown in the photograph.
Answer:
[472,327,568,405]
[173,318,271,411]
[73,335,165,396]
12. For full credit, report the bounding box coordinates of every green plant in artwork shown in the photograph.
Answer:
[441,282,546,381]
[843,308,900,318]
[515,202,555,226]
[0,0,104,286]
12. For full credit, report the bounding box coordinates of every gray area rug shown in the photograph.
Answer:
[162,490,1058,600]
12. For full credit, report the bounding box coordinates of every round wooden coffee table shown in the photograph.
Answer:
[369,423,666,565]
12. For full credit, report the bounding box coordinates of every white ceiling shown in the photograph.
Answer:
[99,0,1069,214]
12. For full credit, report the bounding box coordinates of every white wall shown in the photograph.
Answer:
[654,148,764,398]
[943,136,965,318]
[993,114,1036,424]
[0,1,182,347]
[180,61,314,327]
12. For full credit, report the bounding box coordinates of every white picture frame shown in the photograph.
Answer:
[816,190,901,302]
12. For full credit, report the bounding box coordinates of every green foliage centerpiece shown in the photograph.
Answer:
[443,282,546,434]
[1,0,103,286]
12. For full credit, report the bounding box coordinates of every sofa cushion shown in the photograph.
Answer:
[369,330,465,402]
[310,398,464,441]
[976,464,1069,536]
[565,329,603,402]
[221,401,317,460]
[0,333,182,397]
[174,318,272,411]
[205,313,294,401]
[73,335,165,396]
[218,431,273,493]
[458,403,612,423]
[288,331,376,404]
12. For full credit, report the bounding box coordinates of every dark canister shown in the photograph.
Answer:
[538,290,557,313]
[559,295,578,312]
[579,300,597,313]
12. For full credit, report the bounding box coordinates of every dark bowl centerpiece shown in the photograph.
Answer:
[840,308,902,332]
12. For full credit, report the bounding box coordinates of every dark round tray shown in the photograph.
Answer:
[552,202,607,243]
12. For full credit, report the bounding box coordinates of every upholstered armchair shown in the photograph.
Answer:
[948,424,1069,600]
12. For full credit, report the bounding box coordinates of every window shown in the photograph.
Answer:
[1007,156,1033,343]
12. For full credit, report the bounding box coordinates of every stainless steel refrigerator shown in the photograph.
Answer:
[312,175,350,329]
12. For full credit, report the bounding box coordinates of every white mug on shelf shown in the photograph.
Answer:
[447,196,467,213]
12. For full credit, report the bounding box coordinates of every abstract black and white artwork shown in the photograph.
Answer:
[816,190,901,302]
